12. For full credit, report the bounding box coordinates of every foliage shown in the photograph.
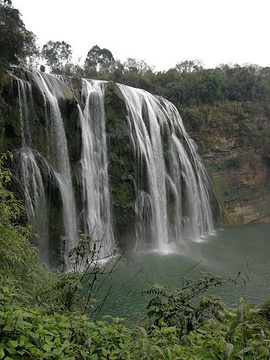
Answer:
[58,232,124,315]
[0,153,40,280]
[0,285,134,359]
[1,276,270,359]
[41,40,73,74]
[2,155,269,359]
[143,272,224,339]
[0,153,120,317]
[0,165,270,359]
[0,1,38,70]
[84,45,115,77]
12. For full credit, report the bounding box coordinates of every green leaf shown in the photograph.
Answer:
[43,343,51,352]
[101,348,108,356]
[0,348,5,360]
[90,354,98,360]
[6,347,17,355]
[239,346,252,355]
[226,342,234,358]
[7,340,18,348]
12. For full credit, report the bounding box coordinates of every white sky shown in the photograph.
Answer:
[12,0,270,71]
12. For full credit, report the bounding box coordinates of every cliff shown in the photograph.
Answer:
[183,101,270,226]
[0,69,216,266]
[1,68,270,266]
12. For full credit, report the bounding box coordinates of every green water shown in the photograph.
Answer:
[90,224,270,322]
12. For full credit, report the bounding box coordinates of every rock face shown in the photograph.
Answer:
[196,115,270,226]
[203,147,270,225]
[1,69,270,240]
[178,96,270,227]
[1,68,270,266]
[0,69,216,267]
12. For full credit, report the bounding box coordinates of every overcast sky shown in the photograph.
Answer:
[12,0,270,71]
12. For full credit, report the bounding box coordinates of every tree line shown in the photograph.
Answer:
[2,0,270,109]
[2,0,270,153]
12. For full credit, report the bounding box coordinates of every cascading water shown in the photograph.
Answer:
[10,70,216,268]
[15,71,78,268]
[117,85,214,252]
[15,76,49,262]
[117,85,169,252]
[78,79,115,258]
[29,72,78,259]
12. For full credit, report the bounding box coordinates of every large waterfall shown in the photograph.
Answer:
[9,70,215,269]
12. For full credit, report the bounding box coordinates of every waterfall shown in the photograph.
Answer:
[78,79,115,258]
[117,85,169,252]
[29,72,78,256]
[117,84,214,253]
[15,71,78,268]
[10,70,216,267]
[15,76,49,262]
[165,101,214,241]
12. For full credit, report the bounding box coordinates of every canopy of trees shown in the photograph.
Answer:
[2,0,270,155]
[2,0,270,112]
[41,40,73,74]
[84,45,115,76]
[0,0,37,70]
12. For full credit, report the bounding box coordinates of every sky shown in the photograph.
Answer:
[12,0,270,71]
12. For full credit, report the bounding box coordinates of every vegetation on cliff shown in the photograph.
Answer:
[0,0,37,72]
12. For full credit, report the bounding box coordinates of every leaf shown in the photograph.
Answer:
[43,343,51,352]
[7,340,18,348]
[239,347,253,355]
[90,354,98,360]
[101,348,108,356]
[0,348,5,360]
[161,326,177,335]
[249,308,261,314]
[6,347,17,355]
[226,342,234,358]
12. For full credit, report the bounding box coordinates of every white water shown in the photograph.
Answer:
[117,84,214,252]
[15,72,78,268]
[15,76,49,262]
[30,72,78,264]
[78,79,115,258]
[117,85,169,252]
[165,101,214,241]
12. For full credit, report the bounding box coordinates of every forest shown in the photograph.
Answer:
[1,0,270,358]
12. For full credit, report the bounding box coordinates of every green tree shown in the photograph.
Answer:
[0,153,41,283]
[84,45,115,76]
[221,64,257,101]
[0,0,38,70]
[123,58,153,75]
[175,59,203,73]
[41,40,73,74]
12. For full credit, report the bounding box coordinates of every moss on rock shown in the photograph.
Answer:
[105,83,137,247]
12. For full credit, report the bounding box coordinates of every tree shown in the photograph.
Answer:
[84,45,115,76]
[41,40,73,74]
[123,58,153,75]
[0,0,38,69]
[224,65,257,101]
[175,59,203,73]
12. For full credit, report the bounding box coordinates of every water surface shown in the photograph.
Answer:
[90,224,270,322]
